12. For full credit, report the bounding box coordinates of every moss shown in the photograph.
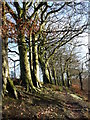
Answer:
[70,94,82,100]
[8,77,18,99]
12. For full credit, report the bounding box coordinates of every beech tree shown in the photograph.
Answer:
[4,2,47,91]
[2,1,88,98]
[2,1,18,98]
[38,2,88,84]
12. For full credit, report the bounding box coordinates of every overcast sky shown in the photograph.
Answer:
[78,33,88,58]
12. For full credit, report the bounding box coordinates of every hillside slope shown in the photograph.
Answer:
[2,84,90,120]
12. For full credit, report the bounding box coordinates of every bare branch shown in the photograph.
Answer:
[8,48,19,55]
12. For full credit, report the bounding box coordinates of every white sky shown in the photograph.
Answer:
[78,33,88,57]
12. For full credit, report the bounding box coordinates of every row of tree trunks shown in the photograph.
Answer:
[2,2,85,98]
[15,4,40,91]
[17,30,35,91]
[2,1,43,96]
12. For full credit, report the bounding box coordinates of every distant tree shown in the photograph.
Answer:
[38,2,88,84]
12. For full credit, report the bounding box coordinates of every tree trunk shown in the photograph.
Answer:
[61,73,65,86]
[47,67,53,84]
[32,34,41,87]
[66,68,70,88]
[43,63,50,84]
[39,57,50,84]
[29,32,33,73]
[52,66,57,85]
[79,72,83,90]
[60,57,65,86]
[61,66,65,86]
[2,2,18,99]
[18,31,35,91]
[2,34,18,99]
[28,32,37,87]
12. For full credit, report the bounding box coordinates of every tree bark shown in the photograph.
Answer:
[15,3,36,91]
[47,67,53,84]
[60,56,65,86]
[32,34,41,87]
[79,72,83,90]
[66,65,70,88]
[39,57,50,84]
[52,66,57,85]
[61,66,65,86]
[66,70,70,88]
[28,32,35,87]
[17,30,35,91]
[2,1,18,98]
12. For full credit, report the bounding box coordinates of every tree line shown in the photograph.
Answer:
[2,1,88,99]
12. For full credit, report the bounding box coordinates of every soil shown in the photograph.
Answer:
[2,84,90,120]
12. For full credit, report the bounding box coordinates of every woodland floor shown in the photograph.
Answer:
[2,84,90,120]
